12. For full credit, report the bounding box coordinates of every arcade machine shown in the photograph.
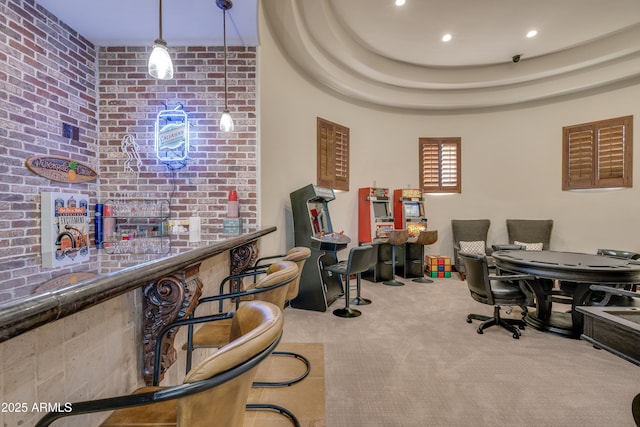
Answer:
[393,188,428,278]
[358,187,395,282]
[289,184,350,311]
[358,187,394,243]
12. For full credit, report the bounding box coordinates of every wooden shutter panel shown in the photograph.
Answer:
[597,124,625,181]
[333,127,349,191]
[317,117,350,191]
[440,142,459,189]
[565,128,594,189]
[317,120,335,188]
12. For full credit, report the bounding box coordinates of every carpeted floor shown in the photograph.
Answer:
[280,274,640,427]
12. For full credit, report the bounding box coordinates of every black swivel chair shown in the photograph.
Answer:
[352,245,377,305]
[461,252,534,339]
[325,245,376,317]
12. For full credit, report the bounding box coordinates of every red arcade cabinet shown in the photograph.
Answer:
[358,187,394,244]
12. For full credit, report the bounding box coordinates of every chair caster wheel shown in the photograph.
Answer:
[476,328,483,334]
[466,318,472,323]
[512,333,520,339]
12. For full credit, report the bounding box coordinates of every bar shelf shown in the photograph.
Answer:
[102,199,171,254]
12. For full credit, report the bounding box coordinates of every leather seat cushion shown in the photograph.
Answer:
[188,318,232,349]
[491,280,527,300]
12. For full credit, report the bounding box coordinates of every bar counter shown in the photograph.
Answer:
[0,226,276,344]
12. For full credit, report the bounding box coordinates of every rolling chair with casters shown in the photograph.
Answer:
[325,245,376,317]
[36,300,285,427]
[460,252,534,339]
[411,230,438,283]
[383,229,409,286]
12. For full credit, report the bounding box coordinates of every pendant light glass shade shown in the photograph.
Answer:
[220,110,234,132]
[148,39,174,80]
[148,0,173,80]
[218,1,234,132]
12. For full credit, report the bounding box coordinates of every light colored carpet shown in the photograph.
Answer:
[280,274,640,427]
[246,342,325,427]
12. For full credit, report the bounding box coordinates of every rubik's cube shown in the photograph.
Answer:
[426,256,451,278]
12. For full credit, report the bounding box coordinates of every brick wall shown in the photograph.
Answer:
[97,44,257,272]
[0,1,258,425]
[0,0,99,301]
[0,0,258,288]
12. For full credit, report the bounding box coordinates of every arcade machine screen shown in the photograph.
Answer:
[373,201,390,218]
[404,202,423,218]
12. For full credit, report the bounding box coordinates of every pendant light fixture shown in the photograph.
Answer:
[148,0,174,80]
[217,0,234,132]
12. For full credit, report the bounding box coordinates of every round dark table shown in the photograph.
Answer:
[492,250,640,338]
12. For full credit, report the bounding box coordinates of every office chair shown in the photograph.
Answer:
[461,252,534,339]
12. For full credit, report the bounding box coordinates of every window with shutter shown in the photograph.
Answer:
[317,117,350,191]
[419,137,461,193]
[562,116,632,190]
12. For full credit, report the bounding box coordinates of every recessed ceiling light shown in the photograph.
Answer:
[442,34,452,42]
[526,30,538,38]
[395,0,406,6]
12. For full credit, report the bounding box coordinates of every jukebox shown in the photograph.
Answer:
[289,184,350,311]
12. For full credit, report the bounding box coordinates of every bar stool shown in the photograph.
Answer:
[352,244,377,305]
[411,230,438,283]
[325,245,374,317]
[383,229,409,287]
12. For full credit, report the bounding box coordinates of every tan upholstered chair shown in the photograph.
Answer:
[241,247,313,387]
[188,260,298,363]
[35,300,284,427]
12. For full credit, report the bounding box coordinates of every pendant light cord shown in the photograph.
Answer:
[223,9,228,110]
[158,0,163,41]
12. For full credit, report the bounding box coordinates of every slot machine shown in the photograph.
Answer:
[358,187,394,244]
[393,188,428,278]
[290,184,350,311]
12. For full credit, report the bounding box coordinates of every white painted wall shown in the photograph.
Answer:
[257,4,640,261]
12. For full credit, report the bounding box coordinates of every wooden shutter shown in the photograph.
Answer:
[564,127,594,189]
[563,116,632,190]
[317,117,349,191]
[419,137,461,193]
